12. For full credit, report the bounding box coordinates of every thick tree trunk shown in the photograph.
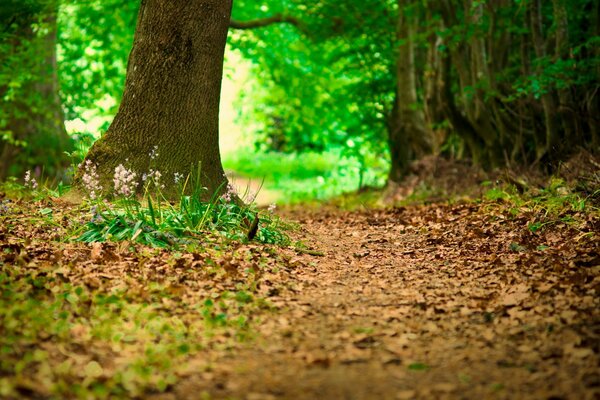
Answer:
[81,0,232,199]
[387,0,433,184]
[0,8,70,180]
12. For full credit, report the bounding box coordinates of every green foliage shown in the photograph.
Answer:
[74,174,289,248]
[57,0,137,125]
[230,0,394,168]
[223,148,387,203]
[76,197,288,248]
[408,362,429,371]
[231,0,599,176]
[483,178,596,233]
[0,0,73,179]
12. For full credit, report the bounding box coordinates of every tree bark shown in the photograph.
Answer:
[552,0,578,144]
[80,0,232,199]
[529,0,559,161]
[387,0,433,184]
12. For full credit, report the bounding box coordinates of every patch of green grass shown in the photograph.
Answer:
[353,327,375,335]
[482,177,598,232]
[223,148,387,203]
[72,166,290,248]
[74,197,289,248]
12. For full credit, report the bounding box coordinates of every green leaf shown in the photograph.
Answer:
[408,362,429,371]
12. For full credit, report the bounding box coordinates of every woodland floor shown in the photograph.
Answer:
[0,187,599,399]
[170,203,600,400]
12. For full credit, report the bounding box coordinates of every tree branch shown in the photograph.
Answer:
[229,14,309,36]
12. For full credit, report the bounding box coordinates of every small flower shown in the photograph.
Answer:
[113,164,138,197]
[268,203,276,213]
[90,205,104,224]
[149,145,159,160]
[81,160,102,200]
[221,182,236,202]
[24,170,38,190]
[0,200,10,215]
[143,168,164,189]
[174,172,184,184]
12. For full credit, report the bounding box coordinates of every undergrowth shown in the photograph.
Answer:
[0,165,290,249]
[74,196,288,248]
[0,170,289,398]
[480,177,598,232]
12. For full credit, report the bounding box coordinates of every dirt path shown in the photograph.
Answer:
[169,204,599,400]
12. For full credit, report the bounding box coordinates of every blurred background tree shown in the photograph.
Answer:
[0,0,72,180]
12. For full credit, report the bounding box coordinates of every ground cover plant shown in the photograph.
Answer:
[0,173,598,399]
[0,181,298,399]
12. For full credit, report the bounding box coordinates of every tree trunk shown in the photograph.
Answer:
[590,0,600,150]
[387,94,411,184]
[80,0,232,199]
[423,11,447,149]
[529,0,559,161]
[387,0,433,184]
[0,6,71,180]
[552,0,578,144]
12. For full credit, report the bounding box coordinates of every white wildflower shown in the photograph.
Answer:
[268,203,276,213]
[143,168,164,189]
[113,164,138,197]
[174,172,184,184]
[24,170,38,190]
[246,190,257,203]
[221,182,236,202]
[90,205,104,224]
[149,145,159,160]
[81,160,102,200]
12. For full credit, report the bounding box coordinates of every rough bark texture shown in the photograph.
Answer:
[81,0,232,199]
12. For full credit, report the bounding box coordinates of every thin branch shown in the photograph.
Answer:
[229,14,310,36]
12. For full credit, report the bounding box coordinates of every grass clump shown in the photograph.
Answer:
[74,197,288,248]
[72,161,290,248]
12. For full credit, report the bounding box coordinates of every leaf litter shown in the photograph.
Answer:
[0,193,598,399]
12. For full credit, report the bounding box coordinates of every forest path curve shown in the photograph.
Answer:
[171,203,599,400]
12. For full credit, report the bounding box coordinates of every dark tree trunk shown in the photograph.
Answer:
[551,0,578,144]
[529,0,559,161]
[0,7,70,180]
[387,94,411,184]
[80,0,232,199]
[387,0,434,184]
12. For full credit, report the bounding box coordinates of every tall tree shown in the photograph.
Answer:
[80,0,233,198]
[387,0,434,183]
[0,0,72,180]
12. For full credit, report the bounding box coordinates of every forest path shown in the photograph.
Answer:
[171,204,599,400]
